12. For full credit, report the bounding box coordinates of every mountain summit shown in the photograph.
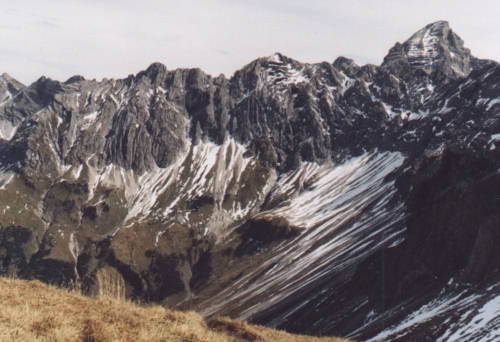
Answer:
[0,22,499,342]
[383,21,474,78]
[0,73,24,104]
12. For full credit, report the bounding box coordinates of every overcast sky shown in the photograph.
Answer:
[1,0,499,85]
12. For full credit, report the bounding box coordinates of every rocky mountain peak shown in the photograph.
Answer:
[383,20,473,78]
[332,56,361,77]
[137,62,168,83]
[332,56,357,68]
[64,75,86,84]
[231,52,308,96]
[0,73,24,103]
[268,52,286,63]
[0,72,20,83]
[31,76,64,106]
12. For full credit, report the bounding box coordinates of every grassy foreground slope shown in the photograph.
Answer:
[0,277,349,342]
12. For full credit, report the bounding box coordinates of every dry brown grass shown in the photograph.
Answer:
[95,267,126,300]
[0,277,350,342]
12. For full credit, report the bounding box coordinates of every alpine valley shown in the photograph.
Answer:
[1,21,499,341]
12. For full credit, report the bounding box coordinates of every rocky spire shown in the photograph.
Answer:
[382,21,473,78]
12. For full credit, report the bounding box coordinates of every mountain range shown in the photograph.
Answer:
[0,20,499,341]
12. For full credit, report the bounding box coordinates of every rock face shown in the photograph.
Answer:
[0,21,500,341]
[383,21,473,78]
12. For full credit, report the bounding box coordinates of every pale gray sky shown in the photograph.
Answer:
[1,0,499,84]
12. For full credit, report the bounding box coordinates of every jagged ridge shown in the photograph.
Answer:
[0,21,499,341]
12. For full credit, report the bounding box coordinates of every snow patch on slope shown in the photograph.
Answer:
[0,120,18,140]
[439,294,500,342]
[363,284,500,342]
[124,137,259,230]
[265,56,309,88]
[199,152,406,321]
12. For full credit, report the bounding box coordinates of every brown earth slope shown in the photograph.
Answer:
[0,277,349,342]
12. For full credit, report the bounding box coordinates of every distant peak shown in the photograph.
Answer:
[263,52,296,66]
[243,53,302,72]
[268,52,285,63]
[0,72,25,89]
[424,20,449,29]
[333,57,360,76]
[405,20,451,51]
[382,20,472,78]
[64,75,85,85]
[137,62,168,82]
[146,62,167,73]
[1,72,18,83]
[333,57,357,68]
